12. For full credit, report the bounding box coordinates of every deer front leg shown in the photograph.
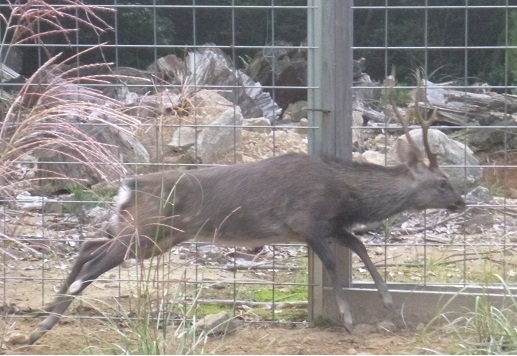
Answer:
[307,238,354,332]
[334,230,395,312]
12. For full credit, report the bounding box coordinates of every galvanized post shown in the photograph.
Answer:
[307,0,354,324]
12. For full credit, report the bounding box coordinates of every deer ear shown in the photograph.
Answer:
[395,138,421,167]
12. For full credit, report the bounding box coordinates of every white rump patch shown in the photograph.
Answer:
[115,184,133,210]
[112,183,133,226]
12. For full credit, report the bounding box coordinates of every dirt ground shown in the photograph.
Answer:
[3,318,450,355]
[0,238,464,355]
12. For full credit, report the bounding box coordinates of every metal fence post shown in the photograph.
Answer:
[307,0,354,324]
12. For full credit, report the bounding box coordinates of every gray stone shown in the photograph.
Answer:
[465,186,493,205]
[388,128,482,190]
[295,118,309,135]
[169,127,197,152]
[197,311,237,335]
[283,100,307,122]
[190,107,243,164]
[360,150,386,166]
[376,320,397,333]
[6,332,29,345]
[242,117,272,134]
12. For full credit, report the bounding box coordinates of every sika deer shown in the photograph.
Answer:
[28,97,465,345]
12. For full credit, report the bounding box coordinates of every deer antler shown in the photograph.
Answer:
[386,68,439,168]
[413,99,439,168]
[413,70,439,168]
[385,67,422,160]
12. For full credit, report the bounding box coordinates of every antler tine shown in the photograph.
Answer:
[413,72,439,168]
[385,67,421,155]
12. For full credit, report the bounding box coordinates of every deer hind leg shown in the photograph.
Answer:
[307,237,354,332]
[334,231,395,312]
[28,235,134,345]
[38,239,111,314]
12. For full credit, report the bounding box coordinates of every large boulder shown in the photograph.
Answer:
[188,107,243,164]
[388,128,482,190]
[147,48,281,121]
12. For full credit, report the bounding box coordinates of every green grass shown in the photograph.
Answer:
[251,284,308,303]
[195,304,234,319]
[423,275,517,355]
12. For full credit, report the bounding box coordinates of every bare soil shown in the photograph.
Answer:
[3,318,451,355]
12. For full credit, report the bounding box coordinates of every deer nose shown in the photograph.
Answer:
[448,198,466,212]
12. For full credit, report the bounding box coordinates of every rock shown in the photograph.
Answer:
[86,206,112,226]
[147,54,189,84]
[295,118,309,135]
[101,67,155,103]
[242,117,272,134]
[148,48,281,121]
[465,186,493,204]
[360,150,385,166]
[282,100,307,122]
[189,107,243,164]
[247,41,307,110]
[136,90,232,164]
[169,126,197,152]
[464,208,494,234]
[197,311,236,335]
[35,122,149,192]
[129,90,182,119]
[352,111,366,148]
[6,332,29,345]
[16,192,62,213]
[388,128,482,190]
[190,90,235,126]
[377,320,397,333]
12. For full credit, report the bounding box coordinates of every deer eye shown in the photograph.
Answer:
[438,179,449,191]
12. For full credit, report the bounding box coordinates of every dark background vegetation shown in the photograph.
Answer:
[1,0,515,87]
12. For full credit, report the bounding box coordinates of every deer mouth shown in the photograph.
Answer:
[447,200,466,212]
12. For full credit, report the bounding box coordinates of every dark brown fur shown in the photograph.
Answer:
[28,150,465,344]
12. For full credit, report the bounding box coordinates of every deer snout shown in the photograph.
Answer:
[447,197,466,212]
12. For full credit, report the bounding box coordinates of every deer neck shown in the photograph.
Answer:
[345,163,417,223]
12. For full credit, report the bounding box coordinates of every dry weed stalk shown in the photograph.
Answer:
[1,0,112,56]
[0,2,146,255]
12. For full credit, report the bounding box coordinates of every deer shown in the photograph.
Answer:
[27,84,465,345]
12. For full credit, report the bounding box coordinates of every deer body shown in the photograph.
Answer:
[28,87,465,343]
[116,153,428,248]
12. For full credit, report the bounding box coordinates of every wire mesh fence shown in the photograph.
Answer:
[352,1,517,288]
[0,0,516,353]
[0,1,312,351]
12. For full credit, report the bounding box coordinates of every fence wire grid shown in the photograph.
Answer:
[0,0,516,349]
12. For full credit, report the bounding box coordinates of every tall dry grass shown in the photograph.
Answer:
[0,1,145,251]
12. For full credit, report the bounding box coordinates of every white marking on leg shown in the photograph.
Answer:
[68,280,83,294]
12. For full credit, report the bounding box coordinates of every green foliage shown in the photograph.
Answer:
[425,275,517,355]
[85,268,210,355]
[508,10,517,88]
[355,1,510,84]
[68,186,111,204]
[195,304,233,319]
[312,315,335,328]
[114,2,176,68]
[251,284,307,303]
